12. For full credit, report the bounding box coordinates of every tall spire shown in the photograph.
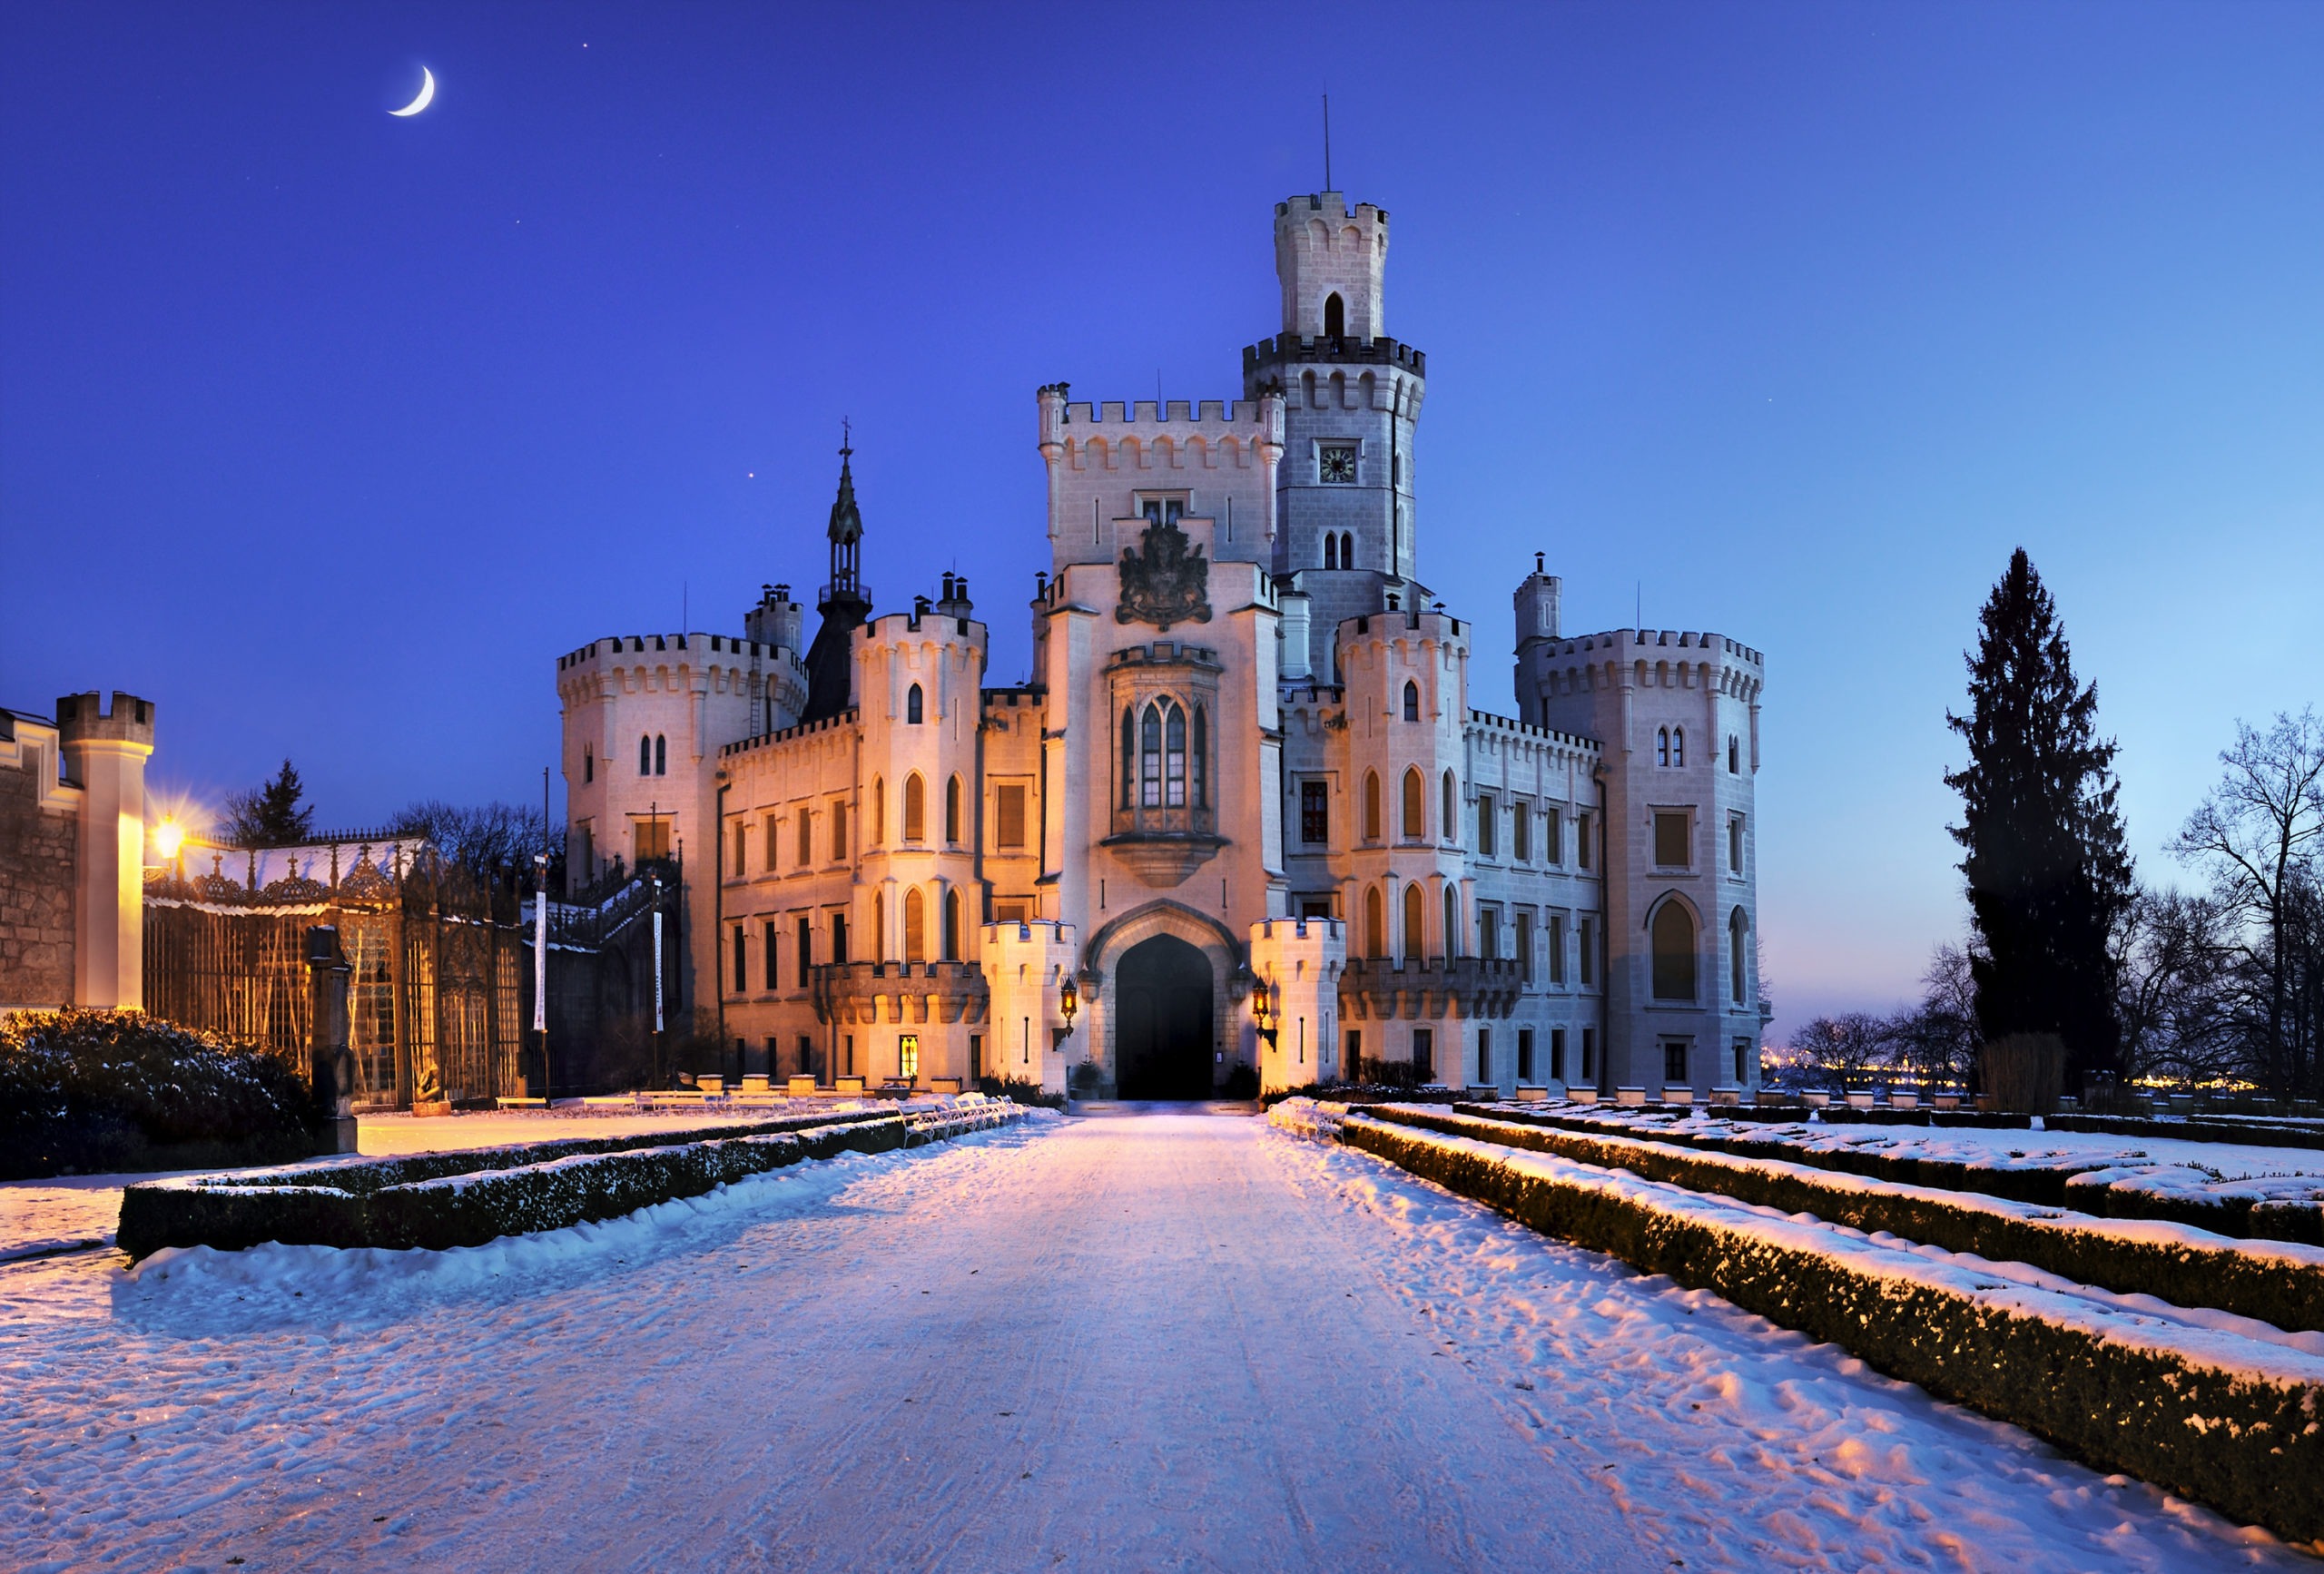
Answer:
[826,432,862,595]
[803,431,872,724]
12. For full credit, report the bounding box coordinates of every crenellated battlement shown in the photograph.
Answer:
[719,705,860,759]
[1465,708,1600,753]
[1547,627,1765,669]
[558,633,793,672]
[1244,335,1424,376]
[54,691,154,749]
[1059,398,1269,428]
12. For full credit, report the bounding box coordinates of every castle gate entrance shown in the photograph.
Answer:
[1113,934,1215,1099]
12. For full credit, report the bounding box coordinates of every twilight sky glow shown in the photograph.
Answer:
[4,2,2319,1041]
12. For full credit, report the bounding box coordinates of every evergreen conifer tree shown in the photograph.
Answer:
[1945,549,2132,1088]
[223,759,315,847]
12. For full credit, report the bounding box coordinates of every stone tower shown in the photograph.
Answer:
[56,690,153,1009]
[803,445,872,724]
[1245,192,1428,678]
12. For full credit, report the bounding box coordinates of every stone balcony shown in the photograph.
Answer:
[1337,956,1524,1021]
[811,960,990,1028]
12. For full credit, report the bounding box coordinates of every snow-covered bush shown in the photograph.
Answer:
[978,1076,1064,1109]
[1371,1104,2324,1332]
[1342,1115,2324,1548]
[116,1107,940,1257]
[0,1008,324,1180]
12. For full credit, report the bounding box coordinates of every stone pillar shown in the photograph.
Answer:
[306,926,360,1154]
[980,920,1078,1097]
[56,691,153,1009]
[1247,915,1346,1095]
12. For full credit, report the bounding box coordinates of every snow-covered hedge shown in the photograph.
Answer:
[117,1104,1024,1258]
[1340,1114,2324,1547]
[0,1008,325,1180]
[1372,1105,2324,1333]
[1460,1102,2324,1244]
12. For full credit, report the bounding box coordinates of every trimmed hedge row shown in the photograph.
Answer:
[1340,1114,2324,1548]
[1373,1105,2324,1333]
[118,1105,1023,1258]
[1459,1103,2323,1244]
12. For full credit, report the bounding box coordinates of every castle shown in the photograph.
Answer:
[556,191,1768,1098]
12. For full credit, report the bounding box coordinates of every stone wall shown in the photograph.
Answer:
[0,727,75,1007]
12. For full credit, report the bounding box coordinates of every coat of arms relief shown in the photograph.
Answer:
[1116,519,1212,631]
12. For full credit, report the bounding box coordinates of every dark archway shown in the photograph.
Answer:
[1114,934,1215,1099]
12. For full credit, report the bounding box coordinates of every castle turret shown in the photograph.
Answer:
[56,690,153,1009]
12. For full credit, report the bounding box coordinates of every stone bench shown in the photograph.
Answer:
[788,1075,820,1097]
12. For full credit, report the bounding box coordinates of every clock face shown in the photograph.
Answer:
[1320,446,1357,484]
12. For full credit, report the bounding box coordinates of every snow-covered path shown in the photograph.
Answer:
[0,1117,2305,1571]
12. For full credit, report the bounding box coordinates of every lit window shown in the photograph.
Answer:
[899,1033,920,1080]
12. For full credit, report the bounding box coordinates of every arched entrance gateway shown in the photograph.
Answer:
[1113,934,1216,1099]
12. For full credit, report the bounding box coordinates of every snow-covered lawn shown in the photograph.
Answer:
[1,1115,2309,1570]
[1530,1107,2324,1182]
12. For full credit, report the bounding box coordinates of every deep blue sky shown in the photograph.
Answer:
[5,3,2319,1039]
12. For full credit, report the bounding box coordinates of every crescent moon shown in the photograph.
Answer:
[389,67,435,117]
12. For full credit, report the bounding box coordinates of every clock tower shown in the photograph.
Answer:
[1245,191,1429,678]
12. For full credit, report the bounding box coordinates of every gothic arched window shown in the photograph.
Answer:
[1403,882,1426,962]
[1672,727,1685,768]
[1657,728,1670,768]
[873,890,886,963]
[871,777,884,845]
[654,734,666,776]
[902,772,925,842]
[1363,771,1382,841]
[1651,900,1698,1001]
[945,775,962,844]
[903,888,925,965]
[906,684,923,724]
[639,734,652,776]
[1139,699,1187,808]
[1402,768,1424,841]
[1341,532,1354,568]
[1442,771,1458,845]
[1403,681,1420,723]
[1364,885,1385,959]
[1324,535,1338,570]
[1324,291,1345,337]
[1120,708,1136,809]
[943,889,961,961]
[1444,886,1462,959]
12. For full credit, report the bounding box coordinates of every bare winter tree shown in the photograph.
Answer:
[2112,889,2241,1087]
[1892,943,1980,1087]
[1791,1012,1895,1091]
[390,800,562,882]
[2172,711,2324,1097]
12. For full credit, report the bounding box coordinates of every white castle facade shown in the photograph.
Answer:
[556,191,1768,1099]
